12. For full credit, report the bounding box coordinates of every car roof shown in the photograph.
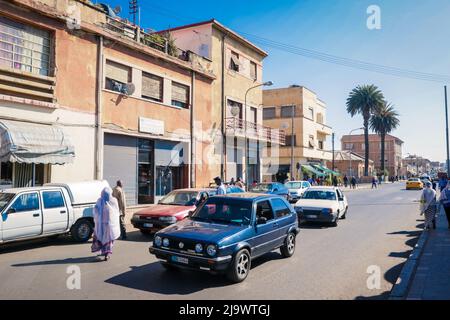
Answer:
[213,192,278,201]
[285,180,309,183]
[0,186,63,193]
[305,186,338,192]
[170,188,215,192]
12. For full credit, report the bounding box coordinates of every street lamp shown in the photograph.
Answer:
[348,127,364,177]
[244,81,273,186]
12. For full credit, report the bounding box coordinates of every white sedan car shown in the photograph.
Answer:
[285,180,311,203]
[294,186,348,226]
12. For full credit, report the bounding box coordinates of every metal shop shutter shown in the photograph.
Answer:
[103,133,138,206]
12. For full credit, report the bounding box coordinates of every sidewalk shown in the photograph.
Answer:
[405,209,450,300]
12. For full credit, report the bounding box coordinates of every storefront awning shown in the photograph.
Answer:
[0,120,75,164]
[302,164,326,177]
[314,164,341,176]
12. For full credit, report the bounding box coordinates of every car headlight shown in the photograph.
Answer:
[195,243,203,253]
[159,216,177,223]
[206,245,217,256]
[162,238,170,247]
[154,236,162,247]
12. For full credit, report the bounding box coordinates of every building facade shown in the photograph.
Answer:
[403,155,432,177]
[167,20,285,185]
[262,86,332,182]
[0,0,219,206]
[329,151,375,178]
[341,134,404,177]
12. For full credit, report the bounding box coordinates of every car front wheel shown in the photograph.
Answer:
[71,219,93,242]
[280,232,296,258]
[227,249,251,283]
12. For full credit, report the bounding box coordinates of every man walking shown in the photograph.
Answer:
[112,180,127,240]
[343,175,349,188]
[214,177,227,195]
[351,176,357,189]
[372,176,378,189]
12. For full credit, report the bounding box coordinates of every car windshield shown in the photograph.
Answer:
[191,197,253,226]
[158,191,199,206]
[251,184,271,192]
[303,190,337,201]
[0,193,15,212]
[285,182,302,189]
[408,179,419,182]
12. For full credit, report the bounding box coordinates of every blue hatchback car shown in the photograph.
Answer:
[250,182,290,200]
[149,193,299,283]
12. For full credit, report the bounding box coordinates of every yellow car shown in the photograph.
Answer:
[406,178,423,190]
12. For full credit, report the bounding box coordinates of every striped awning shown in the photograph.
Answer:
[302,164,326,177]
[0,120,75,164]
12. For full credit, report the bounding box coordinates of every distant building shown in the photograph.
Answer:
[403,155,432,176]
[328,151,374,178]
[341,134,403,176]
[262,86,333,182]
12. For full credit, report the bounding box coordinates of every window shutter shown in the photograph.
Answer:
[172,82,189,104]
[142,73,163,101]
[105,60,130,83]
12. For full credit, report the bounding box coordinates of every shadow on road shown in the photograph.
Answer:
[355,226,422,300]
[11,256,103,266]
[299,222,334,229]
[122,230,154,243]
[0,235,81,255]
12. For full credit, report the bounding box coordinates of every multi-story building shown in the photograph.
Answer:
[166,20,285,185]
[329,151,375,178]
[0,0,218,206]
[262,86,332,182]
[403,155,432,176]
[341,134,404,177]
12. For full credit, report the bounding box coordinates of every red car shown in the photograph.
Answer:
[131,188,215,234]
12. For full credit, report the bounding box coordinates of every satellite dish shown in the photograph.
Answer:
[123,83,136,96]
[113,6,122,14]
[230,106,240,117]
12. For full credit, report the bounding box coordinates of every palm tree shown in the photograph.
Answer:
[370,102,400,175]
[346,85,385,176]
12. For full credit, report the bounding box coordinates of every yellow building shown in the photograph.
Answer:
[262,86,333,182]
[167,19,285,185]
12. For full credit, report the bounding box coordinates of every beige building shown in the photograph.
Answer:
[166,20,285,185]
[262,86,332,182]
[329,151,375,178]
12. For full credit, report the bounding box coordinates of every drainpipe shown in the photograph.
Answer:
[221,33,228,180]
[190,70,196,188]
[95,35,104,180]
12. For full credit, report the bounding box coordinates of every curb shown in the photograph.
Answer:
[389,227,430,300]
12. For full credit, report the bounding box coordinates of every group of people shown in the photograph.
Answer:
[343,175,358,189]
[420,179,450,230]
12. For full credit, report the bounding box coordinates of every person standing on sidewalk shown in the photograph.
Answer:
[439,176,448,192]
[439,181,450,229]
[343,175,349,188]
[112,180,127,240]
[350,176,357,189]
[420,181,437,230]
[371,176,378,189]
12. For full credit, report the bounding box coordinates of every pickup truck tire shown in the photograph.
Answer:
[71,219,93,242]
[280,232,296,258]
[226,249,251,283]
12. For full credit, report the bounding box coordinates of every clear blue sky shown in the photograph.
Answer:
[101,0,450,162]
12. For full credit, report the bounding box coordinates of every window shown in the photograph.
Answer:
[308,135,315,148]
[142,72,163,102]
[345,143,354,150]
[105,60,131,94]
[318,140,324,150]
[256,200,274,222]
[42,191,65,209]
[228,99,243,119]
[10,193,39,213]
[285,135,297,147]
[263,107,276,119]
[250,61,257,80]
[307,107,314,119]
[0,162,12,187]
[0,16,52,76]
[229,51,240,72]
[171,82,189,108]
[271,198,291,218]
[317,113,324,124]
[280,105,295,118]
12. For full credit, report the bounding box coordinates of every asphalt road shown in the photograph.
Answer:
[0,183,423,300]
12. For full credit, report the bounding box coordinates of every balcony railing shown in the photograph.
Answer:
[225,117,286,145]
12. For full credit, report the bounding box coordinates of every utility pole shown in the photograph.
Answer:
[129,0,138,25]
[445,86,450,176]
[290,105,295,180]
[332,133,335,171]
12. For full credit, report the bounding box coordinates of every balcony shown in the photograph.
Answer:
[225,117,286,145]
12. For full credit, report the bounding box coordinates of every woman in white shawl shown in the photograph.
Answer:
[91,187,121,261]
[420,181,437,230]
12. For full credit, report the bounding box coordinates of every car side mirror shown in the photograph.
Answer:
[257,217,267,225]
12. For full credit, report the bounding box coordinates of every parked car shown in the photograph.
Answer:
[226,186,245,194]
[250,182,290,200]
[149,193,300,283]
[0,180,109,244]
[285,181,311,203]
[131,188,215,234]
[406,178,424,190]
[294,186,348,226]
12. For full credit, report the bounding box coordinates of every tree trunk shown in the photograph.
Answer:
[364,116,370,177]
[380,132,386,174]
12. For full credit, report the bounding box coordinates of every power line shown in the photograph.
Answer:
[144,3,450,83]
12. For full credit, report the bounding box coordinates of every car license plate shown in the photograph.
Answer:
[171,256,188,264]
[143,223,153,228]
[306,215,318,219]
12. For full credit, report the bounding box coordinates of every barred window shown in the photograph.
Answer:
[0,16,52,76]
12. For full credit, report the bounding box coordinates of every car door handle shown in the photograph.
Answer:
[33,213,40,217]
[60,210,67,214]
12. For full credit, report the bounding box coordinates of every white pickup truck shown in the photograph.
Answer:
[0,180,109,244]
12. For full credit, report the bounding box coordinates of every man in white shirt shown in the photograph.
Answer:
[214,177,227,195]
